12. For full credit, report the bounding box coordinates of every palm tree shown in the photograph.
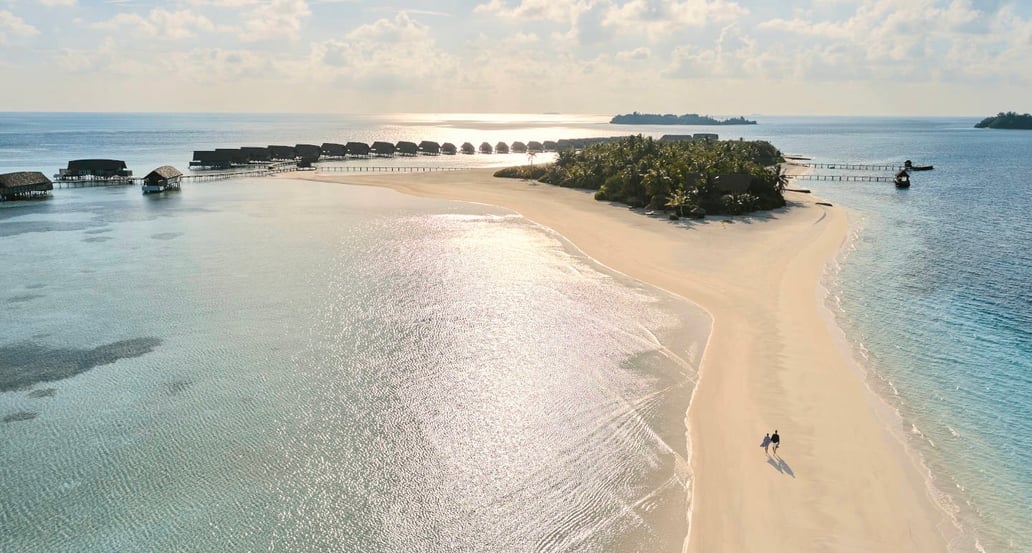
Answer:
[666,188,690,217]
[771,164,789,194]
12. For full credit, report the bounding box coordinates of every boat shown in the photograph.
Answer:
[894,170,911,189]
[904,160,933,171]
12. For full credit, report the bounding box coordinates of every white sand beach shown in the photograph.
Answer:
[288,168,951,552]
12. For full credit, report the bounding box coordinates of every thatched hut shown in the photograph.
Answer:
[495,142,509,154]
[396,141,418,156]
[0,171,53,201]
[295,144,322,163]
[321,143,347,159]
[479,142,493,154]
[240,146,271,162]
[190,151,230,169]
[511,141,528,154]
[693,133,718,141]
[418,141,441,155]
[527,141,544,153]
[371,141,396,157]
[346,142,370,157]
[142,166,182,194]
[543,141,558,152]
[461,142,476,154]
[215,148,249,166]
[268,145,297,161]
[441,142,457,155]
[59,159,132,180]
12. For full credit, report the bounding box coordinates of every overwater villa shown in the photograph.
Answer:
[495,142,509,154]
[142,166,182,195]
[346,142,370,157]
[240,147,271,163]
[215,148,250,166]
[0,171,53,201]
[441,142,457,155]
[511,141,528,154]
[418,141,441,155]
[461,142,476,155]
[527,141,544,153]
[480,142,493,154]
[57,159,132,181]
[396,141,418,156]
[543,141,558,152]
[371,141,396,157]
[295,144,322,163]
[268,145,297,161]
[321,143,347,159]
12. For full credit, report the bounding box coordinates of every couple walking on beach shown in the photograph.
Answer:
[761,430,780,455]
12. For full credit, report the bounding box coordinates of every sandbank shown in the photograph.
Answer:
[286,168,950,552]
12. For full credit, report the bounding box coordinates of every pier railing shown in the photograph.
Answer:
[787,162,903,171]
[315,166,467,173]
[788,174,895,183]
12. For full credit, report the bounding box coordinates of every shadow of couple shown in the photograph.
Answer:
[766,454,795,478]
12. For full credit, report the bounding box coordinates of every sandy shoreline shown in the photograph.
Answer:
[286,168,951,552]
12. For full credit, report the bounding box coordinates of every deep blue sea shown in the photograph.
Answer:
[1,113,1030,552]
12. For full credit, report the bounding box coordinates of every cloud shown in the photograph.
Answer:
[474,0,595,24]
[241,0,310,41]
[0,10,40,43]
[602,0,748,40]
[90,9,220,39]
[39,0,77,6]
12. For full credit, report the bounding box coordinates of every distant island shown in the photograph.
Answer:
[611,112,757,125]
[974,111,1032,129]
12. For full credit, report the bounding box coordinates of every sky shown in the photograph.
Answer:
[0,0,1029,115]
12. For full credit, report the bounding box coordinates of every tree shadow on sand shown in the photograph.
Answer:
[766,454,795,478]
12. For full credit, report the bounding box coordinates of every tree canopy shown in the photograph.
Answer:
[495,135,786,216]
[610,112,757,125]
[974,112,1032,129]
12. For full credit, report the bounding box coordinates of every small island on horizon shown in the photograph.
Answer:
[974,111,1032,129]
[611,112,757,126]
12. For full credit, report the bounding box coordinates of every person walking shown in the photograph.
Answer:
[761,432,771,454]
[771,430,781,455]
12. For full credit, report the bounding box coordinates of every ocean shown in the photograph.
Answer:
[1,113,1030,552]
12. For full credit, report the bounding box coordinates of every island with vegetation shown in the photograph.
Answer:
[495,135,786,217]
[611,112,757,125]
[974,111,1032,129]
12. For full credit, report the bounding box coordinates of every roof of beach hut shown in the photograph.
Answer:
[67,159,127,172]
[527,141,544,152]
[542,141,558,151]
[0,171,53,190]
[268,145,297,159]
[479,142,493,153]
[240,146,271,161]
[346,142,370,155]
[510,141,528,153]
[371,141,396,155]
[322,143,347,156]
[295,144,322,161]
[441,142,457,154]
[396,141,418,155]
[461,142,476,154]
[495,141,509,152]
[145,166,183,183]
[418,141,441,153]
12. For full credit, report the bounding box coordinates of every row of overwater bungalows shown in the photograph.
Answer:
[1,161,184,202]
[188,140,572,169]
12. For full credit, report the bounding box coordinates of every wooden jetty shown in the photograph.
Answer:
[789,174,895,183]
[315,166,465,174]
[788,162,903,171]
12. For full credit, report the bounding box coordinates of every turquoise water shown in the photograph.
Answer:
[2,113,1031,551]
[1,174,707,551]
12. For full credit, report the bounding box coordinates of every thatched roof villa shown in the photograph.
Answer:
[511,141,528,154]
[321,143,347,158]
[418,141,441,155]
[461,142,476,154]
[58,159,132,180]
[215,148,250,166]
[479,142,493,154]
[371,141,396,157]
[346,142,370,157]
[543,141,558,151]
[495,142,509,154]
[396,141,418,156]
[295,144,322,163]
[142,166,182,194]
[190,151,231,169]
[0,171,53,201]
[268,145,297,161]
[527,141,544,153]
[441,142,457,155]
[240,146,271,162]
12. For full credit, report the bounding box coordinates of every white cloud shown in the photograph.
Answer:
[91,9,219,39]
[0,9,40,43]
[602,0,748,40]
[39,0,77,6]
[241,0,310,41]
[474,0,595,24]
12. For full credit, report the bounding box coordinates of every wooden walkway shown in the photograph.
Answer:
[788,162,903,171]
[54,164,298,188]
[315,166,466,173]
[789,174,894,182]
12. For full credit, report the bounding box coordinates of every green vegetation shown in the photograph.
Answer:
[611,112,757,125]
[974,112,1032,129]
[494,135,786,216]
